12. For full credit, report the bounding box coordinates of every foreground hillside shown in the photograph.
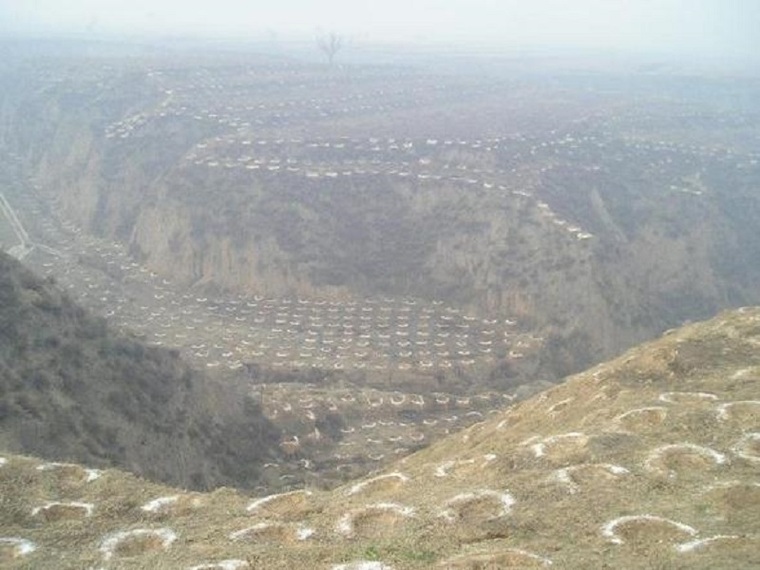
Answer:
[2,307,758,568]
[0,252,280,491]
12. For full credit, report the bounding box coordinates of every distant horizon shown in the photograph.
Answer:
[2,0,758,65]
[1,30,758,73]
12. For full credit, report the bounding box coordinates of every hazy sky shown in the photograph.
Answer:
[2,0,759,60]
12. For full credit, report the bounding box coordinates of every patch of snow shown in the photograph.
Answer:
[187,560,250,570]
[141,496,180,513]
[434,461,454,477]
[614,406,667,423]
[229,523,275,541]
[84,468,103,482]
[336,513,353,537]
[676,535,739,553]
[0,537,36,556]
[331,562,393,570]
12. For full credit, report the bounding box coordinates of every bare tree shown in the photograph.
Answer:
[317,31,343,66]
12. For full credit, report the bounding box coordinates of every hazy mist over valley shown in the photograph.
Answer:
[1,1,759,568]
[3,0,760,64]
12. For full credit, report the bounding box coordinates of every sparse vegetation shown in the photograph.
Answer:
[1,308,758,568]
[1,38,760,570]
[0,252,281,491]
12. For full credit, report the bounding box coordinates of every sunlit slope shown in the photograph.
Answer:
[0,251,280,491]
[2,307,759,568]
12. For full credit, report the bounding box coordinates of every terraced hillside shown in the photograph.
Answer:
[3,45,760,388]
[2,307,758,568]
[3,45,759,488]
[0,184,547,489]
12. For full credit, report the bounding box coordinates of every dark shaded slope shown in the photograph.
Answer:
[0,252,280,490]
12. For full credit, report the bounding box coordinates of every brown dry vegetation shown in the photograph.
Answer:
[1,306,759,569]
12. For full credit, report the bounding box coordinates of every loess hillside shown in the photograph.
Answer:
[0,251,280,491]
[1,307,758,568]
[2,47,760,389]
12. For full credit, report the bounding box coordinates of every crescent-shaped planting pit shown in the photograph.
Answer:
[433,459,477,478]
[246,489,313,520]
[389,393,406,406]
[439,490,515,524]
[527,432,589,462]
[658,392,718,405]
[99,528,177,560]
[141,494,204,515]
[550,463,630,494]
[229,522,314,544]
[31,501,94,522]
[546,397,574,416]
[601,515,697,547]
[336,503,415,539]
[612,407,668,432]
[716,401,760,422]
[141,495,181,513]
[346,473,409,496]
[643,443,727,479]
[35,462,102,484]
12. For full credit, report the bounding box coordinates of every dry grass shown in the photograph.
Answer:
[2,307,760,568]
